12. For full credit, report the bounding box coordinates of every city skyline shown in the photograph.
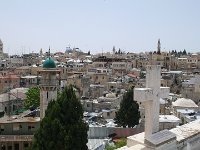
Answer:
[0,0,200,54]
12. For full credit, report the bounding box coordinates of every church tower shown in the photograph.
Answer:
[38,52,60,119]
[157,39,161,54]
[0,39,3,57]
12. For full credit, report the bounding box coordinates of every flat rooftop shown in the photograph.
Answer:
[159,115,180,123]
[170,119,200,142]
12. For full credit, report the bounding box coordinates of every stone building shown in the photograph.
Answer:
[7,56,24,68]
[82,93,123,112]
[187,54,198,69]
[181,75,200,103]
[0,73,20,93]
[0,88,28,115]
[159,115,180,131]
[172,98,199,114]
[89,71,109,85]
[0,113,39,150]
[67,74,91,98]
[177,57,188,70]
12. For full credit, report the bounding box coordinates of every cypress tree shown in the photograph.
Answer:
[33,85,88,150]
[115,88,140,128]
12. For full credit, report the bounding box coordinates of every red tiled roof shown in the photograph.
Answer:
[127,73,137,78]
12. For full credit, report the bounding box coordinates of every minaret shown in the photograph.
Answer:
[38,48,60,119]
[0,39,3,57]
[157,39,161,54]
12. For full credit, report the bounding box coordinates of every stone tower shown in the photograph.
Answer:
[38,56,60,119]
[157,39,161,54]
[0,39,3,57]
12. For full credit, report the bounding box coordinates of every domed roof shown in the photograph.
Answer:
[43,57,56,68]
[172,98,198,108]
[65,47,73,53]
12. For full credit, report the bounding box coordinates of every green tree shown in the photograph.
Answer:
[183,49,187,55]
[139,71,145,79]
[32,85,88,150]
[24,87,40,109]
[115,88,140,128]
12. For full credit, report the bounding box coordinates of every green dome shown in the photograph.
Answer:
[43,57,56,68]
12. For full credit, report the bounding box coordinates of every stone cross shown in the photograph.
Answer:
[134,65,169,139]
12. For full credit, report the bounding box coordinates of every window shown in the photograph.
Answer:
[0,125,4,132]
[28,124,35,131]
[13,123,20,131]
[107,112,110,117]
[28,126,31,130]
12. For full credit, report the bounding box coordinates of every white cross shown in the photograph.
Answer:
[134,65,169,139]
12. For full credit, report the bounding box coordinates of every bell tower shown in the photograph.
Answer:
[38,54,60,119]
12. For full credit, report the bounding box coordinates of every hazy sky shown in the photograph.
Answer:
[0,0,200,54]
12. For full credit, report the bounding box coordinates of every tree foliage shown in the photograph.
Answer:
[32,85,88,150]
[24,87,40,109]
[105,138,126,150]
[139,71,145,79]
[115,88,140,128]
[183,49,187,55]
